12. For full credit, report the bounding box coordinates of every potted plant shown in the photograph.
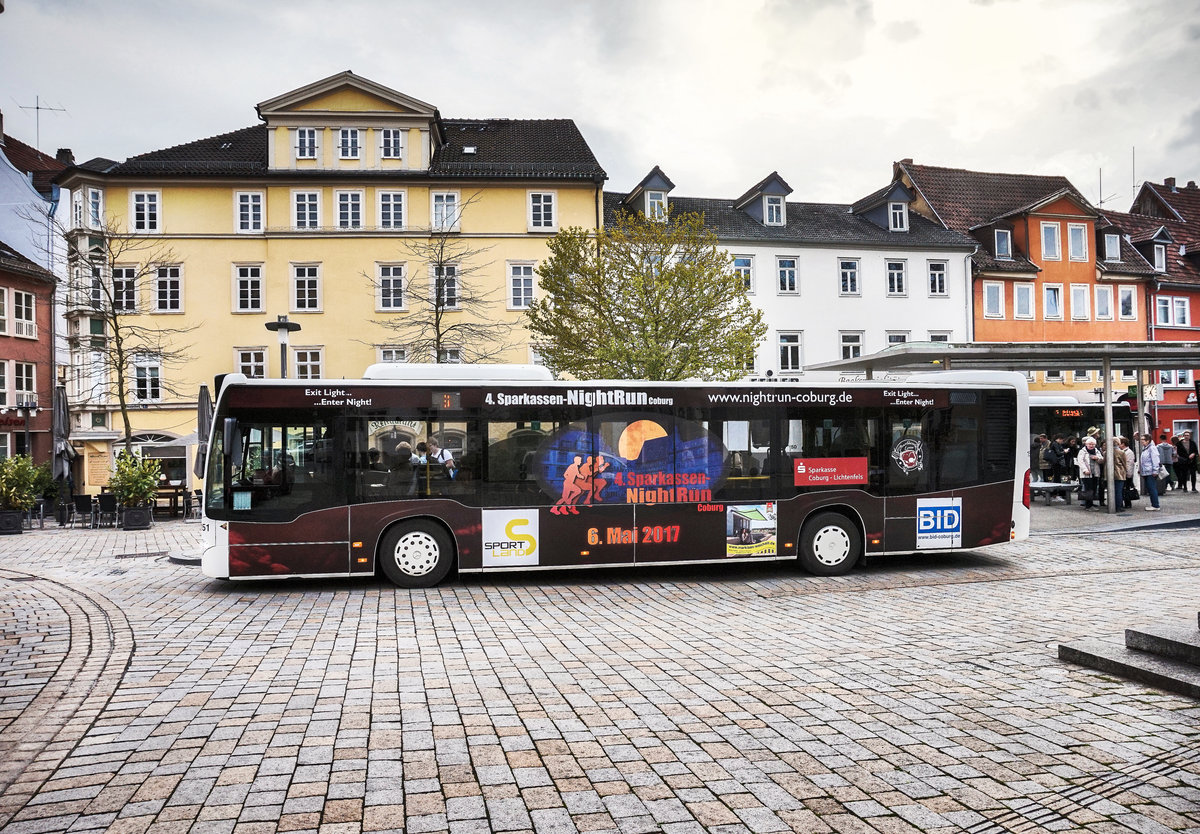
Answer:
[0,455,40,534]
[109,452,161,530]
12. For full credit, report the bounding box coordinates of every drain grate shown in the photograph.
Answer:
[115,550,168,559]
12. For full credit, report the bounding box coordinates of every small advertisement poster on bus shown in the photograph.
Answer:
[726,503,777,557]
[916,497,962,549]
[793,457,869,486]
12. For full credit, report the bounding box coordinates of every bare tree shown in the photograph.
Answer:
[366,193,519,363]
[26,207,199,453]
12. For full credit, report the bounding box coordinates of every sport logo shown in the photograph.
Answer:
[481,510,539,567]
[891,438,924,474]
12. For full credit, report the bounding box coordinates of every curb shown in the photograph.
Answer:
[168,552,202,566]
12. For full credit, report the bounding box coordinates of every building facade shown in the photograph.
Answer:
[0,240,56,460]
[605,168,978,374]
[55,71,606,490]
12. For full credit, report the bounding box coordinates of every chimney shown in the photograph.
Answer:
[1188,181,1197,189]
[56,148,74,166]
[1164,176,1176,191]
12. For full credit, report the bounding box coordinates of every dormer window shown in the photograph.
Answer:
[1104,233,1121,262]
[995,229,1013,260]
[646,190,667,221]
[764,195,784,226]
[296,128,317,160]
[888,202,908,232]
[338,128,361,160]
[1154,243,1166,272]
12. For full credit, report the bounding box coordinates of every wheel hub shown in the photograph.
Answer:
[393,531,440,576]
[811,525,851,566]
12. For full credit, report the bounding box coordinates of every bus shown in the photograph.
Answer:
[200,365,1030,587]
[1029,396,1134,444]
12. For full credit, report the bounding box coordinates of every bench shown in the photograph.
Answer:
[1029,481,1079,505]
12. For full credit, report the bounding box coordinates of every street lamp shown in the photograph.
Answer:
[16,394,39,456]
[264,315,302,379]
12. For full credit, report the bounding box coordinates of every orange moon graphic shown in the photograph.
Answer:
[618,420,667,460]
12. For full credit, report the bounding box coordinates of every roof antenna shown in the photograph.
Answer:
[17,95,67,151]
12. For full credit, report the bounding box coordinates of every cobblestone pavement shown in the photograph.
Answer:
[0,517,1198,833]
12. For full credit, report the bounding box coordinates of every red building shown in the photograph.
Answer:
[1107,177,1200,438]
[0,239,56,461]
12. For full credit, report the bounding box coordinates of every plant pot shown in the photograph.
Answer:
[121,506,153,531]
[0,509,24,534]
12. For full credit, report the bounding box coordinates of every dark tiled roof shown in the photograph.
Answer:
[99,120,606,181]
[1143,180,1200,228]
[0,237,56,283]
[973,249,1040,276]
[901,162,1086,231]
[602,193,977,250]
[1,134,66,197]
[1104,209,1200,285]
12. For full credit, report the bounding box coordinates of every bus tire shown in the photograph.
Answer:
[378,520,454,588]
[798,512,861,576]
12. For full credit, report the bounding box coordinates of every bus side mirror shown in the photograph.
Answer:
[223,418,243,468]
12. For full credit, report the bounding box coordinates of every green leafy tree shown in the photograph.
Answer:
[526,210,766,380]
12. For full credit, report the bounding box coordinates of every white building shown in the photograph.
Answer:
[608,169,978,375]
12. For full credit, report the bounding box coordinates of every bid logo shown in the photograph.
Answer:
[915,498,962,549]
[481,510,540,567]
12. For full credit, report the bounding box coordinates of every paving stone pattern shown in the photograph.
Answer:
[0,521,1197,833]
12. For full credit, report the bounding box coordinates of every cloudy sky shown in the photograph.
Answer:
[2,0,1197,208]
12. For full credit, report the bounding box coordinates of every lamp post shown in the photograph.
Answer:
[16,394,38,457]
[264,315,302,378]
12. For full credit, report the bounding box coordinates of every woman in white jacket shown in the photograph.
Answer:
[1076,437,1103,510]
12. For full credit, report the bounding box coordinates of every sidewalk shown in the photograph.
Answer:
[1030,478,1200,535]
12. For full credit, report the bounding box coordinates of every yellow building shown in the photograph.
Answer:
[56,71,607,490]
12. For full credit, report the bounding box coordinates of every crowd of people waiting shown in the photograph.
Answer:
[1030,428,1198,512]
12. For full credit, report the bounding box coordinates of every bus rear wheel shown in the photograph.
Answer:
[798,512,861,576]
[379,520,454,588]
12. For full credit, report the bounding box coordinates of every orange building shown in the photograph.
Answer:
[895,161,1156,396]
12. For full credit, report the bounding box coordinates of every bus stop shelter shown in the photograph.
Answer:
[808,341,1200,514]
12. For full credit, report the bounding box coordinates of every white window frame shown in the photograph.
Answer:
[131,191,160,233]
[377,264,406,312]
[379,128,405,161]
[1104,233,1121,262]
[778,331,803,372]
[291,264,322,313]
[886,260,907,296]
[646,190,667,221]
[132,354,161,402]
[733,256,754,293]
[1174,297,1190,326]
[0,362,7,407]
[338,128,361,160]
[293,190,320,230]
[995,228,1013,260]
[839,331,863,360]
[234,191,264,234]
[153,265,182,313]
[776,257,797,294]
[1043,283,1063,320]
[528,192,557,231]
[295,128,318,160]
[508,262,535,310]
[378,346,406,364]
[88,187,104,228]
[235,347,267,379]
[1044,369,1064,382]
[378,191,406,230]
[1067,223,1088,261]
[12,291,35,339]
[335,190,364,229]
[886,331,910,346]
[1094,285,1113,321]
[233,264,264,314]
[293,347,324,380]
[983,281,1004,319]
[112,266,137,314]
[13,362,34,411]
[437,348,462,364]
[0,287,7,335]
[1072,369,1093,382]
[1156,295,1190,326]
[839,258,860,296]
[1118,285,1137,321]
[1014,283,1033,320]
[432,192,461,232]
[888,202,908,232]
[1070,284,1090,320]
[1154,244,1166,272]
[433,264,460,310]
[928,331,952,342]
[764,195,784,226]
[1041,222,1061,261]
[927,261,948,297]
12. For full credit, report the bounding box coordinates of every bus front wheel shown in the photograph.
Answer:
[798,512,861,576]
[379,520,454,588]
